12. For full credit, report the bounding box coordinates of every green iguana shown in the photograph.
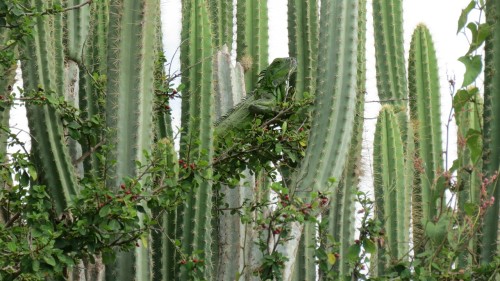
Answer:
[214,57,297,139]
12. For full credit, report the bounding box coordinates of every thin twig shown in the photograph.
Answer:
[24,1,92,17]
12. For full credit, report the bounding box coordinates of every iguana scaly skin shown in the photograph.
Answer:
[214,57,297,139]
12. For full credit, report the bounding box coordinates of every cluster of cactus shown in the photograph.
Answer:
[1,0,500,280]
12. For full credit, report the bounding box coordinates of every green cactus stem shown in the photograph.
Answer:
[103,0,158,279]
[64,0,91,62]
[372,105,409,274]
[456,93,483,267]
[20,0,79,215]
[177,0,215,279]
[236,0,269,93]
[287,0,319,100]
[207,0,233,48]
[481,0,500,263]
[372,0,407,107]
[78,0,108,177]
[408,24,444,252]
[0,46,16,224]
[323,0,367,277]
[283,0,359,279]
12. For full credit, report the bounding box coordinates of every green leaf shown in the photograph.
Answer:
[459,55,482,87]
[449,159,460,174]
[275,143,283,154]
[28,165,37,181]
[453,87,478,115]
[6,242,17,252]
[457,1,476,34]
[347,244,361,262]
[102,251,116,264]
[466,129,482,163]
[99,205,111,217]
[464,202,478,216]
[467,23,490,55]
[57,254,75,266]
[43,255,57,266]
[32,260,40,272]
[363,239,376,254]
[20,172,29,187]
[108,219,120,230]
[425,214,449,245]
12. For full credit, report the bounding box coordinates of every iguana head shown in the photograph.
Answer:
[257,57,297,92]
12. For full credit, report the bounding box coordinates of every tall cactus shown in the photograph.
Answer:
[324,0,367,277]
[103,0,158,279]
[151,15,180,281]
[7,0,500,280]
[207,0,233,48]
[481,0,500,263]
[177,0,215,279]
[407,24,444,253]
[287,0,319,99]
[287,1,319,279]
[372,0,407,107]
[0,32,16,224]
[372,105,409,274]
[79,0,108,177]
[212,46,254,280]
[19,0,79,215]
[236,0,269,93]
[371,0,415,262]
[64,0,91,63]
[283,0,359,280]
[456,94,483,267]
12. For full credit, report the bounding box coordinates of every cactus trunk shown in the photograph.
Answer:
[481,0,500,263]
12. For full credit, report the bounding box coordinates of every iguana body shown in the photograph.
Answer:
[214,57,297,138]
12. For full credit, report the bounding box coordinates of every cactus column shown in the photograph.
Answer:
[283,0,359,280]
[481,0,500,263]
[0,30,16,223]
[408,24,444,253]
[236,0,269,93]
[103,0,158,279]
[20,0,79,214]
[373,105,408,274]
[177,0,215,279]
[287,0,319,99]
[324,0,367,277]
